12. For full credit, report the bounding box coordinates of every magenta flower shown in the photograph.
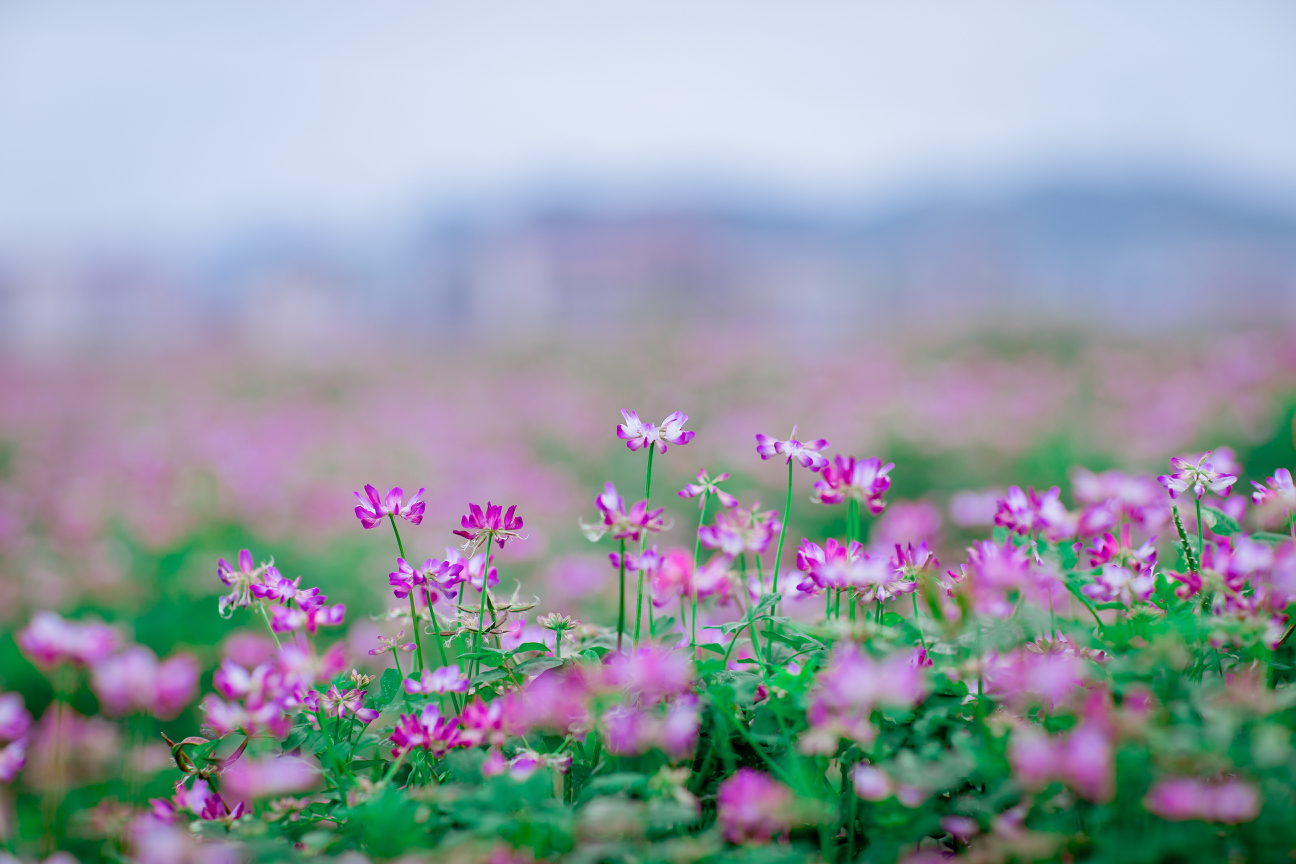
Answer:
[616,409,695,453]
[1009,722,1114,803]
[453,502,524,552]
[1082,564,1156,607]
[368,631,417,656]
[216,549,273,617]
[90,646,199,720]
[445,547,499,591]
[1157,451,1237,500]
[405,665,470,695]
[994,486,1076,541]
[1253,467,1296,510]
[459,695,528,748]
[221,754,319,803]
[954,540,1036,619]
[16,611,120,668]
[606,647,694,705]
[269,601,346,634]
[1143,776,1261,824]
[1085,524,1157,571]
[678,470,738,509]
[581,482,669,544]
[353,484,425,529]
[251,567,321,607]
[794,538,871,594]
[388,557,465,602]
[317,685,379,723]
[812,455,893,512]
[660,696,700,761]
[648,548,695,607]
[0,738,26,783]
[698,503,780,557]
[716,769,794,844]
[982,648,1088,712]
[755,425,829,471]
[803,645,927,749]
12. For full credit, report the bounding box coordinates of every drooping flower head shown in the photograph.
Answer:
[678,470,738,510]
[716,769,794,844]
[812,455,893,512]
[617,410,695,453]
[454,502,524,552]
[755,425,829,471]
[352,484,425,529]
[216,550,271,617]
[1157,451,1238,500]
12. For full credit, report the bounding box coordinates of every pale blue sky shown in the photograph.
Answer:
[2,0,1295,250]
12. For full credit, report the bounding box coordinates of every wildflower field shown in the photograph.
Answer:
[3,327,1296,864]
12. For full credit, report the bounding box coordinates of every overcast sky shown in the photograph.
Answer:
[2,0,1295,251]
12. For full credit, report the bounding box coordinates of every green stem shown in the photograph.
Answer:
[771,459,793,598]
[1195,496,1205,569]
[617,539,627,653]
[691,492,710,652]
[472,531,494,676]
[258,600,282,649]
[389,515,424,673]
[633,567,645,649]
[912,591,927,650]
[644,445,655,502]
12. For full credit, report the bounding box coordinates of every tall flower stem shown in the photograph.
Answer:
[633,568,645,648]
[1195,496,1205,566]
[691,491,711,653]
[912,592,927,650]
[258,600,282,649]
[424,587,453,670]
[616,539,627,653]
[770,460,793,600]
[631,446,656,646]
[389,515,424,673]
[472,531,495,676]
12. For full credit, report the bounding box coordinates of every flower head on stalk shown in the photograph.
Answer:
[315,685,379,723]
[404,666,470,695]
[390,704,463,758]
[795,538,869,594]
[352,484,425,530]
[367,631,416,656]
[388,557,465,602]
[454,502,524,552]
[1158,451,1237,500]
[1252,468,1296,522]
[251,567,322,608]
[444,547,499,592]
[1085,524,1157,571]
[716,769,794,844]
[678,470,738,510]
[217,550,272,618]
[617,410,695,453]
[812,455,894,512]
[994,486,1077,541]
[755,425,830,471]
[697,503,780,557]
[269,601,346,634]
[580,482,669,543]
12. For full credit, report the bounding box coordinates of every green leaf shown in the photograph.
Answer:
[470,668,508,687]
[509,642,550,655]
[378,668,402,705]
[1201,506,1241,536]
[992,526,1009,544]
[514,656,564,677]
[697,642,726,655]
[1251,531,1290,545]
[460,649,506,668]
[753,592,782,613]
[881,612,905,626]
[579,647,609,662]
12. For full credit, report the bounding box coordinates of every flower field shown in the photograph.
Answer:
[2,326,1296,863]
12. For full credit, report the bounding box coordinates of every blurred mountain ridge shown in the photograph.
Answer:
[2,180,1295,355]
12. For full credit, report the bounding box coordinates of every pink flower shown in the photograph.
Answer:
[660,697,700,761]
[0,738,26,783]
[1008,722,1113,802]
[388,557,464,602]
[221,755,319,804]
[755,426,829,471]
[1085,524,1157,570]
[678,470,738,509]
[1082,564,1156,607]
[716,769,794,844]
[606,647,694,704]
[459,696,528,748]
[582,483,668,544]
[390,704,462,758]
[954,540,1035,619]
[17,611,120,668]
[269,602,346,634]
[91,646,200,720]
[0,693,33,742]
[1158,451,1238,500]
[352,484,425,529]
[445,547,498,591]
[616,410,695,453]
[794,538,870,594]
[852,763,893,801]
[698,503,780,557]
[405,665,470,695]
[994,486,1076,541]
[805,645,927,748]
[317,685,379,723]
[454,502,524,551]
[1143,776,1261,824]
[250,567,321,608]
[648,548,696,607]
[812,455,893,512]
[368,631,417,656]
[982,648,1087,712]
[215,549,267,616]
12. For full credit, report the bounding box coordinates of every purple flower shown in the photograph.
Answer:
[388,557,464,602]
[606,647,694,704]
[1085,524,1157,570]
[794,538,871,594]
[1083,564,1156,607]
[318,685,379,723]
[405,665,470,695]
[1143,776,1261,824]
[812,455,893,512]
[1009,721,1113,803]
[0,693,32,742]
[994,486,1076,541]
[1253,467,1296,511]
[1157,451,1238,500]
[716,769,794,844]
[953,540,1036,619]
[90,646,199,720]
[269,602,346,634]
[616,409,695,453]
[445,547,498,591]
[0,738,26,783]
[852,763,894,801]
[352,484,425,529]
[755,425,829,470]
[251,566,320,607]
[453,502,524,552]
[390,703,462,757]
[678,470,738,509]
[221,754,320,803]
[368,631,417,656]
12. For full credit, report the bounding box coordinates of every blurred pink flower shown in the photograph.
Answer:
[755,426,829,471]
[269,601,346,634]
[616,409,695,453]
[717,768,793,844]
[870,500,942,549]
[678,469,737,509]
[91,646,200,720]
[352,484,425,529]
[17,611,120,668]
[0,693,33,741]
[390,704,462,758]
[0,738,26,783]
[221,754,319,804]
[698,502,779,557]
[851,763,893,801]
[606,647,694,704]
[1009,721,1113,802]
[405,665,470,695]
[1143,776,1261,824]
[812,455,893,512]
[1082,564,1156,607]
